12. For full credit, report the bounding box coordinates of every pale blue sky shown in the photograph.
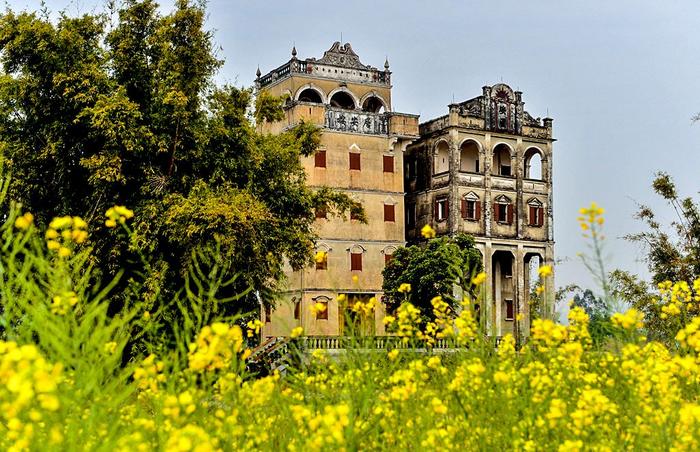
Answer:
[8,0,700,304]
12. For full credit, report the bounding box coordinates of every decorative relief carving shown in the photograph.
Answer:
[325,108,388,135]
[312,42,370,70]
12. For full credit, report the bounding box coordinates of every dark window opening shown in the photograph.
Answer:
[294,300,300,320]
[505,299,514,320]
[383,155,394,173]
[316,301,328,320]
[349,152,361,170]
[362,96,385,113]
[330,91,356,110]
[298,88,322,103]
[351,252,363,271]
[384,204,395,222]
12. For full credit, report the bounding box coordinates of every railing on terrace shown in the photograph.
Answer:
[288,335,504,350]
[324,107,388,135]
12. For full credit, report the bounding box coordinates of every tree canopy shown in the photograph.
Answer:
[0,0,362,317]
[382,233,483,318]
[612,172,700,342]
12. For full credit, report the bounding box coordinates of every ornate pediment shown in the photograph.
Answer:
[312,42,370,70]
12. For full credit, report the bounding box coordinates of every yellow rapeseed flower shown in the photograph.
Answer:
[398,283,412,293]
[290,326,304,338]
[421,224,436,239]
[14,212,34,230]
[538,265,553,278]
[472,271,487,285]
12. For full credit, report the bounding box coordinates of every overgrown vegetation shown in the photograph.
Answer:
[3,197,700,450]
[0,0,363,327]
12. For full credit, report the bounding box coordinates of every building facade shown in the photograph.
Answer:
[404,83,555,337]
[257,42,419,338]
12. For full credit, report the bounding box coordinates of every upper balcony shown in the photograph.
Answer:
[256,42,391,89]
[276,103,418,138]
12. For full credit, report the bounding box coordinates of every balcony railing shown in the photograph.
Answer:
[325,108,388,135]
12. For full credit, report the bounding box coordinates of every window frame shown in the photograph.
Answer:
[349,152,361,171]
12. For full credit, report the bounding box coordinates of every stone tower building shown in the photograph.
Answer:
[256,42,419,338]
[404,84,554,337]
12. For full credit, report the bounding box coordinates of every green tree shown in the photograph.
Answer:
[570,288,613,346]
[0,1,362,322]
[382,233,482,318]
[611,172,700,342]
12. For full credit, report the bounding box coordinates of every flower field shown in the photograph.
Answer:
[3,204,700,451]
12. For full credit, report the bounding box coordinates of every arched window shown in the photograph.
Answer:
[434,141,449,174]
[460,141,480,173]
[297,88,322,103]
[492,144,512,176]
[312,296,331,320]
[524,148,543,180]
[362,96,385,113]
[493,195,513,225]
[330,91,356,110]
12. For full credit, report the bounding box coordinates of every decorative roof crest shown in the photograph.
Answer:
[311,42,370,70]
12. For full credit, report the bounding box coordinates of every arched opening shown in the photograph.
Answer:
[362,96,385,113]
[330,91,356,110]
[492,144,512,176]
[524,148,543,180]
[492,250,515,330]
[297,88,322,103]
[460,141,480,173]
[525,253,544,319]
[434,141,449,174]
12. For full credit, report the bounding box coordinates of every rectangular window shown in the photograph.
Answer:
[529,206,544,227]
[384,253,393,265]
[384,204,395,222]
[315,207,327,219]
[462,199,479,220]
[383,155,394,173]
[315,254,327,270]
[264,305,271,323]
[406,203,416,227]
[351,252,363,271]
[350,209,360,221]
[500,165,511,177]
[349,152,361,170]
[316,301,328,320]
[435,198,448,222]
[505,299,514,320]
[497,204,507,222]
[294,300,300,320]
[314,150,326,168]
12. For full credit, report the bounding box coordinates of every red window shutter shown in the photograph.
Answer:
[529,206,535,226]
[538,207,544,227]
[349,152,361,170]
[383,155,394,173]
[461,199,467,219]
[493,202,499,222]
[351,252,363,271]
[315,150,326,168]
[384,204,395,222]
[384,254,393,265]
[506,300,514,320]
[507,204,514,224]
[476,201,482,220]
